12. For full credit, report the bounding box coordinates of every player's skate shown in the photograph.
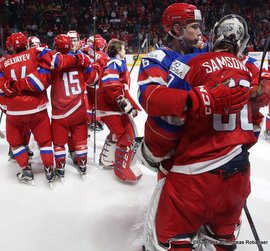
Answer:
[77,158,87,180]
[8,147,16,162]
[99,136,116,169]
[44,166,55,189]
[55,161,66,183]
[17,163,35,186]
[114,146,143,182]
[264,130,270,141]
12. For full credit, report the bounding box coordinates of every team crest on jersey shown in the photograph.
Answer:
[146,50,166,62]
[169,60,190,79]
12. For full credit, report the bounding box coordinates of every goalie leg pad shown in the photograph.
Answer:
[99,134,116,168]
[136,140,169,175]
[114,146,142,181]
[143,178,167,251]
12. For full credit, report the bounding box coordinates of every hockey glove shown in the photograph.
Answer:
[116,95,138,117]
[188,83,249,117]
[250,79,270,109]
[91,62,101,75]
[0,79,16,97]
[75,53,91,68]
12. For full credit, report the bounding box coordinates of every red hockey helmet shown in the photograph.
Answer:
[6,32,27,52]
[54,34,72,54]
[5,36,12,52]
[161,3,202,33]
[27,36,41,48]
[95,34,107,51]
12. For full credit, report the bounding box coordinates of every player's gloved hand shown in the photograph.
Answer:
[91,62,101,75]
[116,95,137,117]
[75,53,91,68]
[188,80,250,117]
[250,79,270,109]
[0,79,16,97]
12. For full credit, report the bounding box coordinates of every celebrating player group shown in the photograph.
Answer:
[0,2,270,251]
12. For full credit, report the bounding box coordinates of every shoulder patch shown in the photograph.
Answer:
[145,50,166,62]
[169,60,190,79]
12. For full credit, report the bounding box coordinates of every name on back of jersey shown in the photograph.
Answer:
[169,60,190,79]
[4,53,30,68]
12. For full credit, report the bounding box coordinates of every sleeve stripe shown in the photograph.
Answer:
[138,76,167,86]
[51,52,60,69]
[102,74,119,81]
[28,73,45,91]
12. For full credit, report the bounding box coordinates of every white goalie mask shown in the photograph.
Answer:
[210,14,250,56]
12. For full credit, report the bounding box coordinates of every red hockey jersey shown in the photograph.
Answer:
[168,52,257,174]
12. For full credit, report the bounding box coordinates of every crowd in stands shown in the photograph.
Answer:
[0,0,269,53]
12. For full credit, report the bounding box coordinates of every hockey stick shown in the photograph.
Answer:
[244,203,264,251]
[92,10,97,163]
[130,38,147,74]
[252,36,270,97]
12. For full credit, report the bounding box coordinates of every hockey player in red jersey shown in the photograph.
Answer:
[136,3,203,174]
[85,34,109,132]
[263,62,270,139]
[49,34,98,179]
[239,54,270,139]
[0,32,84,186]
[67,30,80,53]
[0,36,34,161]
[136,3,249,178]
[0,32,55,185]
[142,15,268,251]
[7,34,99,180]
[97,39,142,182]
[27,36,41,49]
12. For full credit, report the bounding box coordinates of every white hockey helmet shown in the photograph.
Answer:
[67,30,80,40]
[87,35,94,46]
[211,14,250,56]
[27,36,41,48]
[67,30,80,51]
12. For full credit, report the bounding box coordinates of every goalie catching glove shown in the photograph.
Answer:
[188,80,250,118]
[116,95,138,117]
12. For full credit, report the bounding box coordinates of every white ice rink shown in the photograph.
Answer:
[0,67,269,251]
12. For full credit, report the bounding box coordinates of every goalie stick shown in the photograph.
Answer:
[244,203,264,251]
[130,38,147,74]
